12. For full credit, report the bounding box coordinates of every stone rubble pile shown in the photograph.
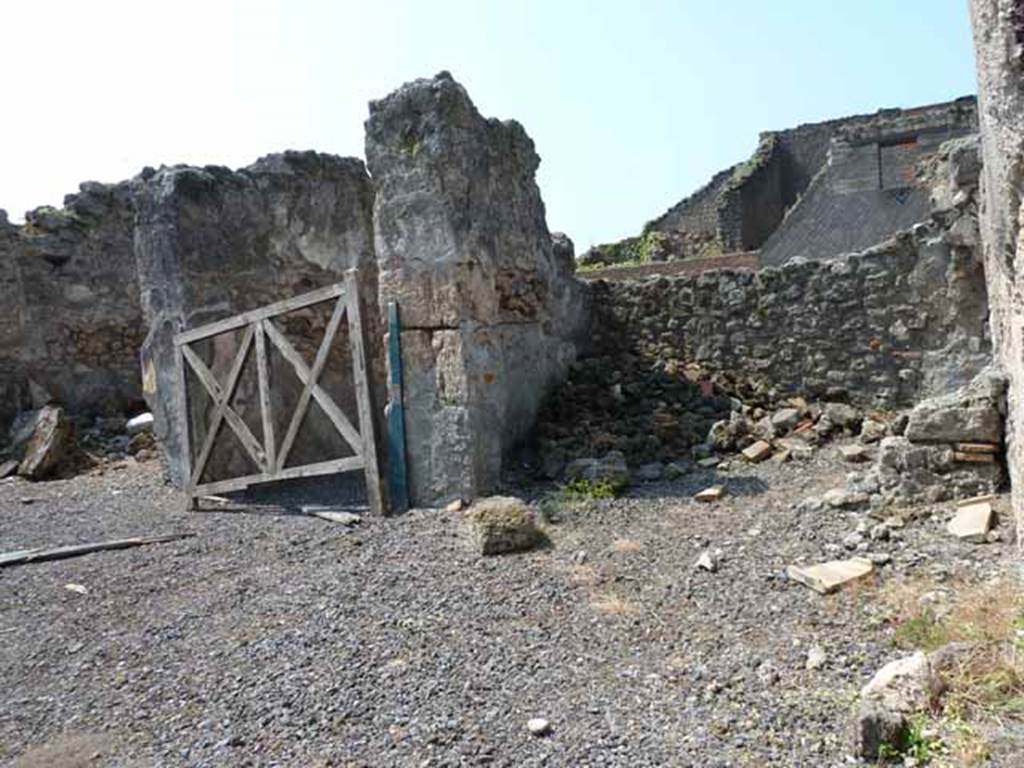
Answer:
[534,355,917,487]
[837,367,1006,510]
[0,407,157,482]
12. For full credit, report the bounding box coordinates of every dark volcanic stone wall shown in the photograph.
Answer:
[133,152,378,486]
[0,184,144,430]
[592,219,990,408]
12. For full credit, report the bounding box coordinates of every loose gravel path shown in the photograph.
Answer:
[0,451,1018,767]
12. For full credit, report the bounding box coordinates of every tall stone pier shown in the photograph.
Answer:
[970,0,1024,542]
[365,72,587,506]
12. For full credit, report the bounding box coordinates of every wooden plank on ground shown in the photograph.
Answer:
[0,533,195,568]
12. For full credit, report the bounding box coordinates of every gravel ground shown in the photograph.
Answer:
[1,449,1019,767]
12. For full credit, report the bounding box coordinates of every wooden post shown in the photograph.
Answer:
[254,320,276,473]
[345,270,385,516]
[386,302,409,513]
[174,341,195,510]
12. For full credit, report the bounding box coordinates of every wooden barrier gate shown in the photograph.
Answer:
[173,271,383,515]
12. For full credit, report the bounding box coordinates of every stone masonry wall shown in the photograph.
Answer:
[133,152,379,487]
[366,72,588,506]
[969,0,1024,541]
[591,212,990,409]
[0,183,145,431]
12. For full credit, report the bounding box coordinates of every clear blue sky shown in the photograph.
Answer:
[0,1,976,251]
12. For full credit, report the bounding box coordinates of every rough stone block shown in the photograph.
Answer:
[787,557,874,594]
[694,485,725,502]
[462,496,541,555]
[17,406,71,480]
[946,501,994,542]
[856,651,944,759]
[741,440,772,463]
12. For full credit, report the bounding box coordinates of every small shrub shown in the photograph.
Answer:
[562,477,619,500]
[894,608,950,652]
[878,715,938,763]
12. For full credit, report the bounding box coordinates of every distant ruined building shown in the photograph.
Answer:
[581,96,979,268]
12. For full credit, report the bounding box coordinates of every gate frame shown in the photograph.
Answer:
[172,270,384,515]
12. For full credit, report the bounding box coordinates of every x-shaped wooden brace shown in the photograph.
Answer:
[262,294,363,473]
[183,325,267,487]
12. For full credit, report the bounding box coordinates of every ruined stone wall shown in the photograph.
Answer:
[133,152,379,487]
[969,0,1024,540]
[645,167,735,259]
[366,72,588,506]
[0,184,144,431]
[591,214,990,409]
[587,98,978,267]
[716,135,788,252]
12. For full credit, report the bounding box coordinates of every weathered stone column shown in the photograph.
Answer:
[969,0,1024,542]
[365,72,588,506]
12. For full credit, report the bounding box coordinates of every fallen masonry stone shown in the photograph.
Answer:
[664,461,689,480]
[787,558,874,594]
[770,407,801,433]
[946,501,994,542]
[708,415,750,452]
[696,457,720,469]
[125,412,154,435]
[694,485,726,503]
[859,418,888,444]
[17,406,71,480]
[0,459,16,479]
[741,440,772,463]
[904,370,1005,443]
[637,462,664,482]
[838,444,871,463]
[462,496,541,556]
[823,489,869,509]
[856,651,945,759]
[564,451,629,489]
[695,549,722,572]
[527,718,551,736]
[806,645,827,670]
[823,402,861,431]
[778,439,814,461]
